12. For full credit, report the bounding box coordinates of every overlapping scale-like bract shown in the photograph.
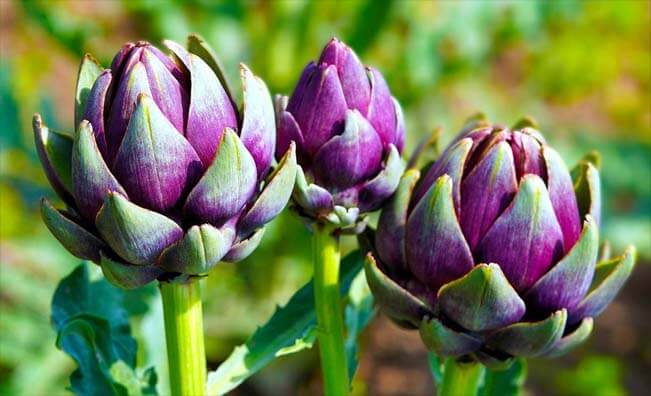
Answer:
[365,116,636,366]
[276,38,405,231]
[35,36,297,288]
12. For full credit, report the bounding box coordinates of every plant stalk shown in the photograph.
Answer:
[313,224,349,395]
[160,277,206,396]
[438,358,485,396]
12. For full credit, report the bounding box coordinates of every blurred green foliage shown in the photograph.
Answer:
[1,0,649,395]
[555,356,626,396]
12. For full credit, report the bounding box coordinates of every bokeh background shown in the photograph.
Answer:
[1,0,650,395]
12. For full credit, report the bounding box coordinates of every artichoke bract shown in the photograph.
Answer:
[275,38,405,232]
[365,116,636,366]
[35,36,297,288]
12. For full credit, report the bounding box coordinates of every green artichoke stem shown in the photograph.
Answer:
[313,223,350,395]
[438,358,485,396]
[160,277,207,396]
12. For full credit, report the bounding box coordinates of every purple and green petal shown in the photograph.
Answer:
[40,198,105,262]
[453,113,491,141]
[358,144,405,212]
[33,114,74,205]
[572,161,601,226]
[392,98,405,152]
[485,309,567,357]
[239,64,276,177]
[141,48,188,134]
[543,317,593,358]
[364,253,431,328]
[163,39,192,72]
[286,62,317,116]
[367,67,397,149]
[462,128,508,171]
[569,246,636,324]
[238,143,297,236]
[294,64,348,155]
[411,138,473,212]
[223,227,266,262]
[109,42,136,76]
[475,175,565,292]
[187,34,236,108]
[158,224,236,274]
[293,165,334,216]
[459,141,518,250]
[276,110,305,161]
[312,110,383,191]
[105,61,153,160]
[318,38,371,114]
[543,146,581,249]
[100,252,163,289]
[332,187,359,209]
[419,316,482,357]
[146,44,186,84]
[509,131,546,180]
[112,94,202,212]
[329,206,360,228]
[184,129,258,227]
[375,169,420,273]
[185,54,238,167]
[72,121,127,220]
[522,126,546,144]
[437,264,526,332]
[82,70,112,157]
[95,192,183,265]
[405,175,474,289]
[525,216,598,313]
[75,54,103,128]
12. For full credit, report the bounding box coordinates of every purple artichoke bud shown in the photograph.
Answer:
[365,116,636,366]
[276,38,405,232]
[34,36,297,288]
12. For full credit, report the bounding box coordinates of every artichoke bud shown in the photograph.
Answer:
[365,118,636,366]
[277,38,406,233]
[35,36,297,288]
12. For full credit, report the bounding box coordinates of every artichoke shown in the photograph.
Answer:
[365,116,636,366]
[35,37,297,288]
[275,38,405,232]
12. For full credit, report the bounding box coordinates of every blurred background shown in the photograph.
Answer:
[0,0,649,395]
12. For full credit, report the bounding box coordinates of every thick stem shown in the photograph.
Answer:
[313,224,349,396]
[438,358,485,396]
[160,278,206,396]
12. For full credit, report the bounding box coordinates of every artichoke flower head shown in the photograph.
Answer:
[276,38,406,233]
[35,36,297,288]
[365,115,636,366]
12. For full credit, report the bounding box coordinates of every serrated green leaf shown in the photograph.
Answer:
[206,250,367,395]
[51,264,158,395]
[478,358,527,396]
[57,316,122,396]
[52,264,131,333]
[139,367,159,396]
[110,360,143,396]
